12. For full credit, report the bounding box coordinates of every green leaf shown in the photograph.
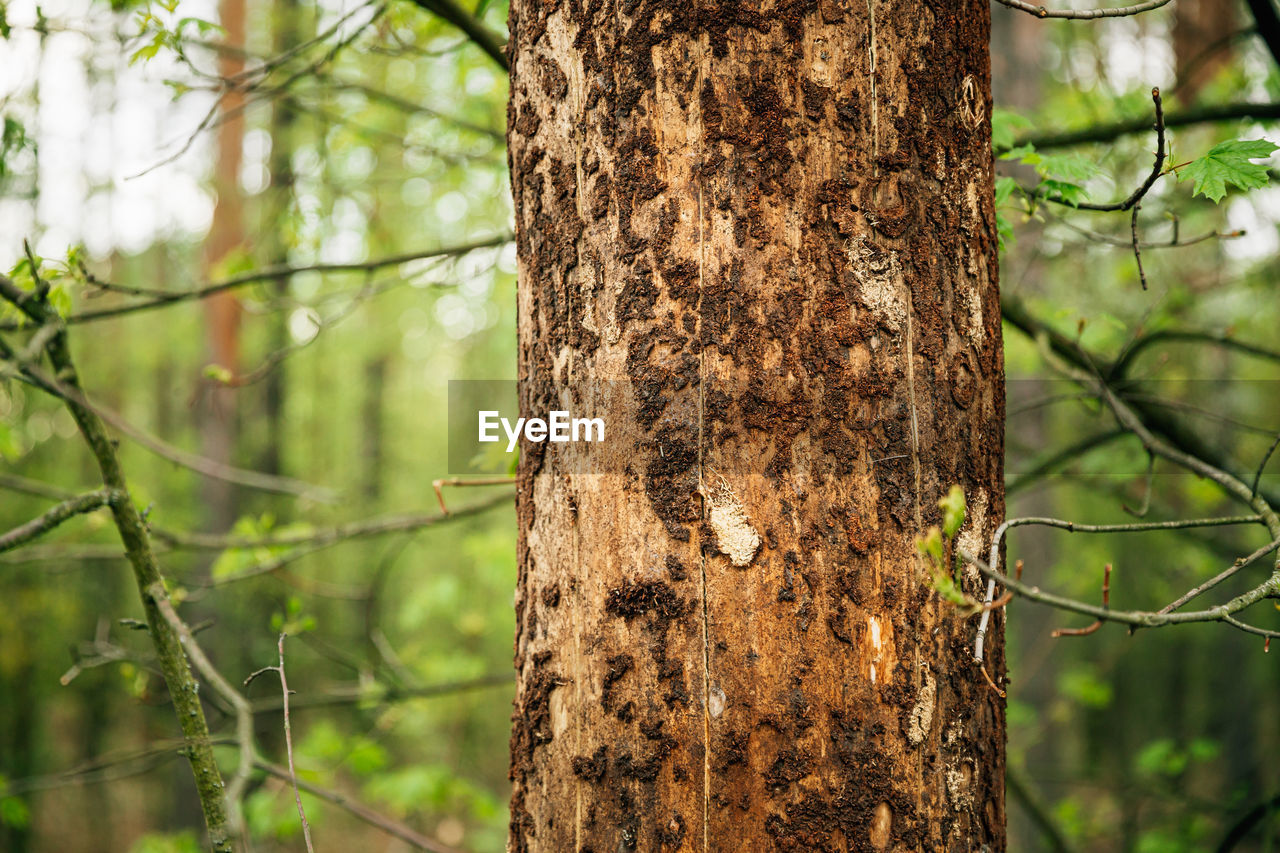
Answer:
[1034,151,1100,184]
[916,526,943,563]
[991,109,1032,153]
[1178,138,1278,203]
[994,176,1018,207]
[1040,179,1087,207]
[939,485,966,539]
[129,33,165,65]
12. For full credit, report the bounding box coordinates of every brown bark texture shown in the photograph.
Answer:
[508,1,1007,851]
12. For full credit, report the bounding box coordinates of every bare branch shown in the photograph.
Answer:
[0,489,114,553]
[404,0,508,71]
[151,589,255,840]
[270,634,315,853]
[249,673,511,713]
[37,234,513,327]
[432,476,517,514]
[973,513,1272,662]
[1158,534,1280,615]
[0,276,235,850]
[993,0,1171,20]
[1012,101,1280,151]
[0,472,80,501]
[0,332,336,500]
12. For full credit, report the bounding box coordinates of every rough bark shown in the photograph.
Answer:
[509,2,1007,851]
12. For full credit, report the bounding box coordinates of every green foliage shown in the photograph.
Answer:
[0,793,29,830]
[991,108,1032,153]
[270,595,316,636]
[0,116,30,181]
[917,486,982,613]
[1136,738,1220,778]
[1176,138,1278,203]
[939,485,966,539]
[1001,142,1100,207]
[209,514,315,581]
[127,831,202,853]
[1057,663,1113,709]
[994,176,1018,250]
[363,763,500,821]
[128,2,223,66]
[245,787,323,842]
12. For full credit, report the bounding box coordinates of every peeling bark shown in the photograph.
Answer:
[509,1,1007,850]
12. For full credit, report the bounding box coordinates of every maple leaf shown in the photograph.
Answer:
[1178,139,1278,203]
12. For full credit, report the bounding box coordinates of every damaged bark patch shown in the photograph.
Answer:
[701,476,762,567]
[906,667,936,746]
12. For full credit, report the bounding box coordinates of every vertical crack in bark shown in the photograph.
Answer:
[865,0,878,161]
[572,523,583,851]
[696,130,712,853]
[695,38,711,852]
[904,289,923,553]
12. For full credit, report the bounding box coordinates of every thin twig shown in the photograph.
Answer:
[0,338,335,500]
[1035,89,1166,288]
[1052,563,1112,637]
[253,759,463,852]
[0,489,115,553]
[0,472,80,501]
[1012,100,1280,151]
[973,513,1267,662]
[29,235,512,327]
[1122,453,1154,517]
[277,634,315,853]
[432,476,517,514]
[1253,430,1280,498]
[993,0,1170,19]
[1158,534,1280,614]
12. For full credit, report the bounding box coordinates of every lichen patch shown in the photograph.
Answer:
[844,236,905,331]
[701,476,762,567]
[708,685,726,718]
[907,668,936,745]
[956,487,989,585]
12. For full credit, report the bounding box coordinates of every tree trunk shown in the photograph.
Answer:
[1173,0,1237,99]
[508,2,1007,851]
[199,0,247,533]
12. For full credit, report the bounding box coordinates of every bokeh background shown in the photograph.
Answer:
[1,0,1278,849]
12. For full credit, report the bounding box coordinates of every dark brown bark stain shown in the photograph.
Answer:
[510,0,1006,850]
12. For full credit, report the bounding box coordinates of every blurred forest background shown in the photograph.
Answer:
[0,0,1278,850]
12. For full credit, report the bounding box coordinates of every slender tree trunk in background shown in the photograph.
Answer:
[260,0,301,480]
[990,8,1042,111]
[1173,0,1238,99]
[361,356,387,500]
[199,0,247,531]
[509,1,1006,850]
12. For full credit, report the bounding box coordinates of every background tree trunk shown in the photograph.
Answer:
[509,2,1007,850]
[198,0,248,534]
